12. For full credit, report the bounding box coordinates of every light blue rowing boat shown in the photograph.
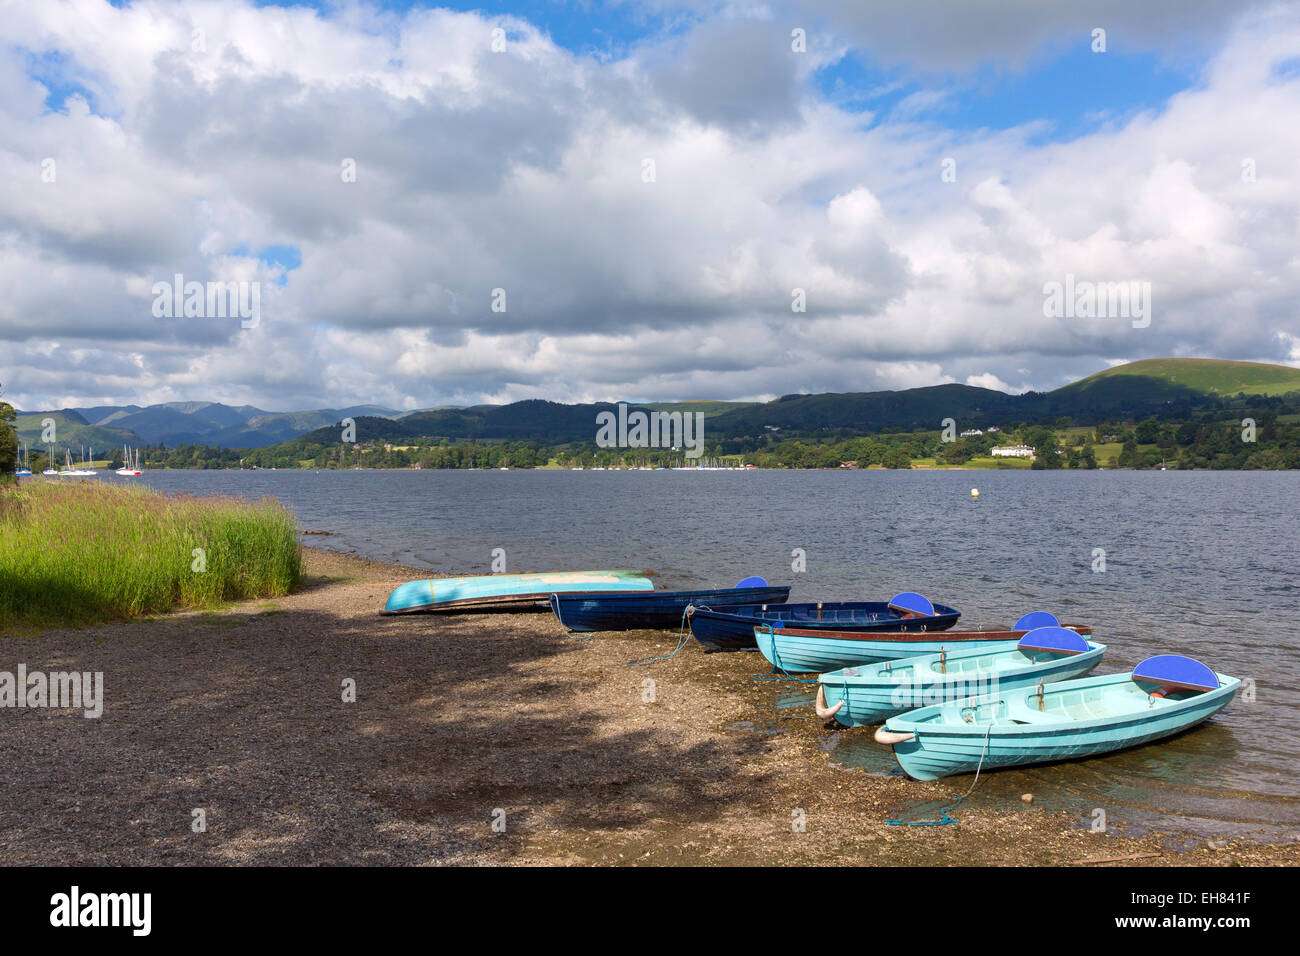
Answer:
[874,654,1240,780]
[815,626,1106,727]
[754,611,1088,673]
[382,570,654,614]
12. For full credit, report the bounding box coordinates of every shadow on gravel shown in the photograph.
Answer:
[0,605,773,865]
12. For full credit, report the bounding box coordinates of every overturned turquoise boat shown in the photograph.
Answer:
[874,654,1240,780]
[382,570,654,614]
[815,626,1106,727]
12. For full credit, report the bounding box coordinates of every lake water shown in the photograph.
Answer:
[109,468,1300,841]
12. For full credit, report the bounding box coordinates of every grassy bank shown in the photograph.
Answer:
[0,481,302,629]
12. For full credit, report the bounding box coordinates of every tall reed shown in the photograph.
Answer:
[0,481,302,628]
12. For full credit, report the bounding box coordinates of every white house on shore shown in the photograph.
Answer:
[991,445,1036,458]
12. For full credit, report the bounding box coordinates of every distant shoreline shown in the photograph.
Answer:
[17,463,1294,474]
[15,465,1294,476]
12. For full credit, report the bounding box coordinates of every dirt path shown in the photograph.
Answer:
[1,548,1295,866]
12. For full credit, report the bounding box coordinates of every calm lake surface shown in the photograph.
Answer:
[120,468,1299,840]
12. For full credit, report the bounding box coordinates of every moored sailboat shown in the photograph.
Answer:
[59,449,97,477]
[116,446,143,476]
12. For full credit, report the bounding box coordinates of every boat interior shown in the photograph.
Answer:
[725,601,951,624]
[908,674,1215,727]
[840,629,1098,684]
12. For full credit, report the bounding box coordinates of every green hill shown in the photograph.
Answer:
[707,384,1026,437]
[288,401,660,446]
[639,400,758,418]
[1058,358,1300,398]
[14,410,140,451]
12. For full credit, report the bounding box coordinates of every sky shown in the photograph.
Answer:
[2,0,1299,412]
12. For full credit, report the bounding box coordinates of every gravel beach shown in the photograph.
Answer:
[1,547,1295,866]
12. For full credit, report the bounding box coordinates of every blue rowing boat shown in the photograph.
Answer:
[550,577,792,632]
[755,611,1084,673]
[382,569,654,614]
[815,626,1105,727]
[875,654,1240,780]
[687,592,960,651]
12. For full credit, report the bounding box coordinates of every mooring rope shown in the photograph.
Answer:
[554,596,596,642]
[626,606,694,666]
[887,720,994,827]
[751,625,817,683]
[750,667,817,683]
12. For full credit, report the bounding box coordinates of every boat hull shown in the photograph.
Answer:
[882,671,1240,780]
[688,601,961,652]
[382,570,654,614]
[551,586,792,632]
[755,623,1090,673]
[818,642,1106,727]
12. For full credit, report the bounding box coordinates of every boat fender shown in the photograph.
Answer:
[814,685,844,719]
[874,727,915,745]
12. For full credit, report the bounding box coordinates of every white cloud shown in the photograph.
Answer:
[966,372,1012,392]
[642,0,1260,71]
[1,1,1299,412]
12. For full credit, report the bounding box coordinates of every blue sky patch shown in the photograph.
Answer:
[815,45,1198,144]
[229,244,303,286]
[252,0,684,59]
[22,49,105,116]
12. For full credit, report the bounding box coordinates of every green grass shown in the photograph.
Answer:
[0,481,302,629]
[963,455,1034,469]
[1091,442,1122,465]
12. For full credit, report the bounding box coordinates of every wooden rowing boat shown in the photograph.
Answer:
[875,654,1239,780]
[815,626,1105,726]
[687,592,961,652]
[755,611,1091,672]
[550,579,792,632]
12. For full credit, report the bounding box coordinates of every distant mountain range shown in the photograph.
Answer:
[12,402,403,450]
[13,359,1300,451]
